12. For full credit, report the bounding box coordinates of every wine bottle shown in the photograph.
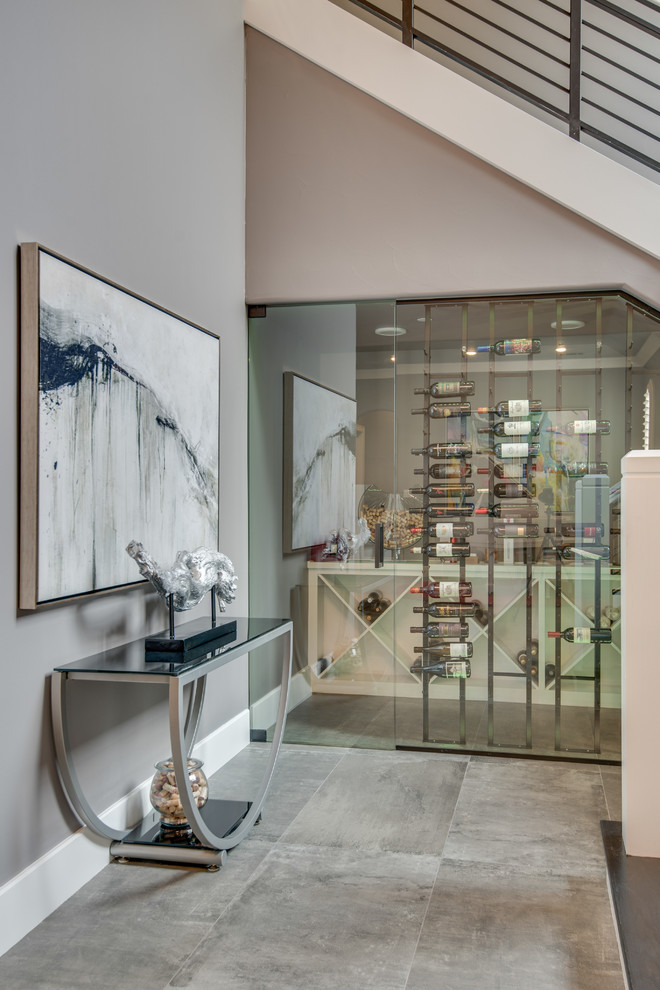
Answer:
[409,658,471,678]
[413,505,475,518]
[560,523,605,538]
[479,524,539,538]
[476,338,541,355]
[411,543,470,558]
[414,380,475,398]
[548,627,612,643]
[559,461,608,477]
[477,399,542,417]
[476,504,539,518]
[493,442,540,458]
[410,522,474,539]
[411,443,472,458]
[413,642,473,658]
[478,421,540,438]
[410,580,472,598]
[492,483,535,498]
[516,650,538,678]
[409,484,475,498]
[558,544,610,560]
[548,420,611,436]
[410,621,469,638]
[477,463,533,480]
[411,402,471,418]
[413,602,477,617]
[417,462,472,480]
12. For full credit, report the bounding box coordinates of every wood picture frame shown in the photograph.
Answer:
[19,243,220,609]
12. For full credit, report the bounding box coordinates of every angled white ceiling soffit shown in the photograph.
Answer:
[244,0,660,263]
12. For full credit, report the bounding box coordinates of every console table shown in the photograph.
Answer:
[51,616,292,869]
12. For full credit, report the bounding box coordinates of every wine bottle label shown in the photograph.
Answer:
[433,382,460,395]
[507,399,529,416]
[500,443,529,458]
[432,544,456,557]
[445,660,470,677]
[504,339,534,354]
[433,523,454,538]
[448,643,470,658]
[572,420,597,434]
[504,420,531,435]
[437,581,460,597]
[573,627,591,643]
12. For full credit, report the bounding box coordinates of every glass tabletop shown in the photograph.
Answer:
[54,616,290,677]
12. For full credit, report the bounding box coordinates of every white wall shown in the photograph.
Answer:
[245,28,660,307]
[0,0,247,889]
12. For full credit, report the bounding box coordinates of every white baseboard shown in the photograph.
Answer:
[250,668,311,731]
[0,708,250,958]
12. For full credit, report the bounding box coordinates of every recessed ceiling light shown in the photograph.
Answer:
[551,320,585,330]
[390,354,396,362]
[375,326,406,337]
[462,345,477,356]
[555,345,567,353]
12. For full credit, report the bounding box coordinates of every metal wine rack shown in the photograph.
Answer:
[409,300,625,755]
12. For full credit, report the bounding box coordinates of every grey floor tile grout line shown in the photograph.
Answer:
[441,754,472,859]
[402,849,444,990]
[401,756,471,990]
[166,748,353,989]
[599,765,613,821]
[275,746,353,846]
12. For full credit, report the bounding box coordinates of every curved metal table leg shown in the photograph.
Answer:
[54,621,292,868]
[51,671,131,843]
[183,676,207,756]
[168,624,292,854]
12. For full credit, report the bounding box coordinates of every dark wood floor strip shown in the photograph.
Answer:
[602,820,660,990]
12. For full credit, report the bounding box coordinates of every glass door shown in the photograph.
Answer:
[392,292,660,761]
[248,301,398,749]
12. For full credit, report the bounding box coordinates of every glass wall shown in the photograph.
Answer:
[248,291,660,761]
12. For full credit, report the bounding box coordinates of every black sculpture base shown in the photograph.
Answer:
[145,616,237,662]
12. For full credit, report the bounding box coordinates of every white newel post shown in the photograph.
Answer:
[621,450,660,857]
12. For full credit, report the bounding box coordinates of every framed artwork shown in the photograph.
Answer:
[19,244,220,609]
[283,372,356,553]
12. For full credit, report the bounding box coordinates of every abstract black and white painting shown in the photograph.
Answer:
[283,373,356,553]
[19,245,219,608]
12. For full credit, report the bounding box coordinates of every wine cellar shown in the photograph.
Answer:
[250,291,660,761]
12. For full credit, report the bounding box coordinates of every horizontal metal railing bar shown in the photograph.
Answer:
[414,31,570,115]
[344,0,404,31]
[586,0,660,40]
[583,72,660,119]
[339,0,660,172]
[577,121,660,171]
[416,2,570,66]
[413,22,569,93]
[583,20,660,68]
[418,0,569,46]
[582,94,660,144]
[584,45,660,91]
[491,0,571,31]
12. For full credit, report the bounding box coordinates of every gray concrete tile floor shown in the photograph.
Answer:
[0,744,624,990]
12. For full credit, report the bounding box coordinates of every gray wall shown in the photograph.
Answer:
[245,28,660,308]
[0,0,247,886]
[248,304,356,694]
